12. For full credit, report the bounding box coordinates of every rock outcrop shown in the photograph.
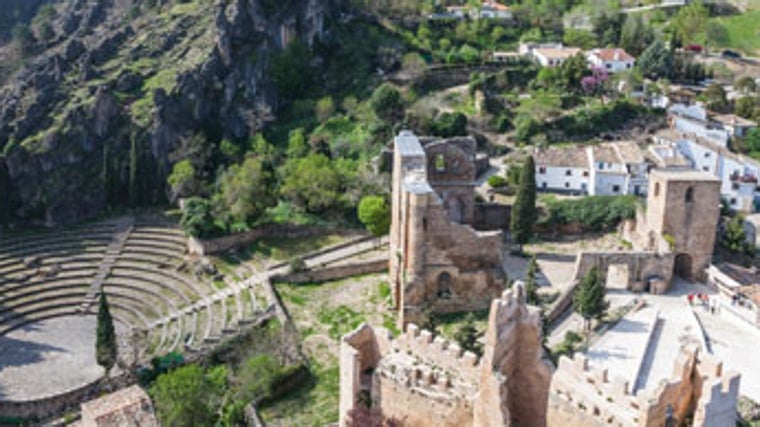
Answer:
[0,0,328,226]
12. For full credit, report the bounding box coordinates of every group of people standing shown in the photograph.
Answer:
[687,292,719,314]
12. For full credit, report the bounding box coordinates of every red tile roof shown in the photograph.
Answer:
[590,48,635,62]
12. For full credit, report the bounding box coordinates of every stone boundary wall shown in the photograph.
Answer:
[187,225,367,255]
[473,203,510,231]
[0,372,132,422]
[266,235,384,271]
[270,260,387,284]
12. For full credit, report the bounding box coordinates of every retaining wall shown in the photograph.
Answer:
[187,225,366,255]
[271,260,387,284]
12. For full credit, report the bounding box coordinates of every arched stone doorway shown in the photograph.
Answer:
[437,272,452,299]
[674,253,693,281]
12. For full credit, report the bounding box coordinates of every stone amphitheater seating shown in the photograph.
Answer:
[0,219,263,358]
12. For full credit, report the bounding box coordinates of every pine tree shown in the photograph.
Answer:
[510,155,537,245]
[572,266,609,348]
[453,313,483,356]
[96,291,118,373]
[524,255,540,305]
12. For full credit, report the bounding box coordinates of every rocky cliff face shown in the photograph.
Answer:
[0,0,328,226]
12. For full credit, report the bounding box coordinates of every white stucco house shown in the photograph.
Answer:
[479,1,512,19]
[711,113,758,138]
[532,46,582,67]
[534,146,590,194]
[588,144,628,196]
[586,48,635,73]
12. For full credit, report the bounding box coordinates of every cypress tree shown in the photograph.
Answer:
[96,291,118,374]
[510,155,537,245]
[524,255,540,305]
[129,133,138,206]
[572,266,609,348]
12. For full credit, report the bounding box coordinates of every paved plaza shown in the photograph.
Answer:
[585,279,760,402]
[0,316,104,401]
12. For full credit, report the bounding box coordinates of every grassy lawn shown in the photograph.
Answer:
[433,309,490,344]
[712,9,760,56]
[262,274,393,426]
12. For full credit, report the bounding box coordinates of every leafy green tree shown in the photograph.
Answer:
[431,112,468,137]
[735,76,757,95]
[746,128,760,153]
[563,28,597,50]
[637,39,673,80]
[370,84,404,124]
[573,266,608,346]
[619,14,654,56]
[670,1,709,44]
[269,41,313,101]
[453,313,483,357]
[702,83,729,113]
[358,195,391,236]
[280,154,343,213]
[151,364,227,427]
[96,292,118,374]
[215,156,275,225]
[524,255,540,305]
[560,52,592,93]
[510,155,537,245]
[723,215,753,257]
[315,96,335,123]
[735,97,757,119]
[286,128,309,159]
[180,197,216,237]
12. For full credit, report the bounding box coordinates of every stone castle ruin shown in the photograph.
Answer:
[570,168,721,298]
[339,284,552,427]
[389,131,507,327]
[339,285,740,427]
[547,348,740,427]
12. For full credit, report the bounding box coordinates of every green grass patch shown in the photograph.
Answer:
[259,359,340,426]
[712,10,760,55]
[242,234,345,262]
[317,305,366,340]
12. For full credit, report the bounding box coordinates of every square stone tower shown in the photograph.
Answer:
[645,169,721,281]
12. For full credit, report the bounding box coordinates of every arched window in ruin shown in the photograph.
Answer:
[685,187,693,203]
[437,272,452,299]
[654,182,660,197]
[435,154,446,172]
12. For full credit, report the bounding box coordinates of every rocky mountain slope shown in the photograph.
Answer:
[0,0,328,226]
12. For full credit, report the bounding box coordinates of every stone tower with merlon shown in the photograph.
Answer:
[644,169,720,281]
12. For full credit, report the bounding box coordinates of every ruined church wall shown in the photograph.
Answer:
[339,325,391,427]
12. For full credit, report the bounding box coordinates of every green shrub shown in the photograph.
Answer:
[539,195,637,232]
[487,175,508,188]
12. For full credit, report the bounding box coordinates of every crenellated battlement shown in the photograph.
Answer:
[390,323,480,383]
[550,353,642,427]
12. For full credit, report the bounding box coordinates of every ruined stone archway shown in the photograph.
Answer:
[674,253,693,281]
[606,263,630,290]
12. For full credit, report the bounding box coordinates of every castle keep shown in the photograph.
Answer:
[389,131,506,327]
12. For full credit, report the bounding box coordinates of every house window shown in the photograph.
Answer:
[542,182,547,188]
[605,63,612,69]
[598,162,604,170]
[703,166,709,171]
[731,198,737,205]
[732,183,740,190]
[583,171,589,177]
[654,182,660,197]
[704,152,711,158]
[437,272,452,299]
[685,187,694,203]
[565,169,572,176]
[612,185,620,193]
[539,166,546,174]
[565,182,570,188]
